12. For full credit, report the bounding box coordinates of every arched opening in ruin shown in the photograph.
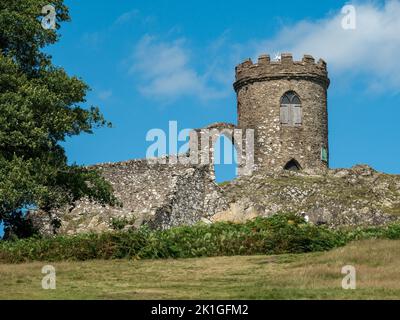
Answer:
[284,159,302,171]
[213,134,238,183]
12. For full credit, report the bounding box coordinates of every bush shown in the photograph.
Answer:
[1,213,399,263]
[110,217,136,231]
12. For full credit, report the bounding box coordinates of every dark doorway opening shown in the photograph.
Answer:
[284,159,302,171]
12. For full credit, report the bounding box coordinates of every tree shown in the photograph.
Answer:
[0,0,116,238]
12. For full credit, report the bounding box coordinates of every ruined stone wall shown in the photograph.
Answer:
[29,53,397,236]
[214,165,400,228]
[234,53,329,173]
[188,122,256,177]
[29,157,228,235]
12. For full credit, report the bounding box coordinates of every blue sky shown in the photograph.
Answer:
[2,0,400,236]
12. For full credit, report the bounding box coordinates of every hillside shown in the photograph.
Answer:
[1,239,400,299]
[26,164,400,237]
[215,165,400,227]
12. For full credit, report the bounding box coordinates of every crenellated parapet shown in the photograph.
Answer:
[234,53,329,91]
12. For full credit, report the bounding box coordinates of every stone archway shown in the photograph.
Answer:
[189,123,243,181]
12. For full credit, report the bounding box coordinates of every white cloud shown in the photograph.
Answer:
[129,1,400,101]
[130,35,230,101]
[97,90,113,101]
[114,10,139,25]
[254,0,400,92]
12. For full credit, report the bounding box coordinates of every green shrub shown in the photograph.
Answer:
[110,217,135,231]
[1,213,399,263]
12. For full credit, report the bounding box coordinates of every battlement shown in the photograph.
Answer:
[234,53,329,91]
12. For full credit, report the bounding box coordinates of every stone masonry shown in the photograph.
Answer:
[29,156,227,235]
[234,53,330,173]
[29,53,400,235]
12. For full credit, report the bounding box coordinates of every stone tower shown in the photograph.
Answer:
[234,53,330,173]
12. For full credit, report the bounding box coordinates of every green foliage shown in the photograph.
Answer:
[0,0,69,72]
[2,211,38,240]
[110,217,136,231]
[2,213,399,263]
[0,0,116,234]
[341,223,400,242]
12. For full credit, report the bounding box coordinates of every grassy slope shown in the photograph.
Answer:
[0,239,400,300]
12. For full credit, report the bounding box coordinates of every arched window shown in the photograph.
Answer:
[280,91,302,126]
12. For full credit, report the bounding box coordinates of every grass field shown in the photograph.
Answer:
[0,239,399,300]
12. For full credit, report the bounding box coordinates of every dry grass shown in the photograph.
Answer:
[0,239,400,300]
